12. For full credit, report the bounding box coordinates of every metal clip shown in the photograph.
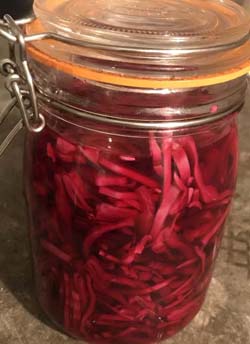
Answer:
[0,14,45,156]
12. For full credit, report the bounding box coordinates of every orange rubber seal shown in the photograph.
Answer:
[26,20,250,89]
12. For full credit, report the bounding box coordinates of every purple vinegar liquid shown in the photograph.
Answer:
[25,110,238,344]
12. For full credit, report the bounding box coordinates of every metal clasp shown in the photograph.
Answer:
[0,14,45,156]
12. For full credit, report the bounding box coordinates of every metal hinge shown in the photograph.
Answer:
[0,14,45,157]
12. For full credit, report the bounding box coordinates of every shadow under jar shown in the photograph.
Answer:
[19,0,250,343]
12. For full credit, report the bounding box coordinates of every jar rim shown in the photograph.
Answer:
[26,27,250,89]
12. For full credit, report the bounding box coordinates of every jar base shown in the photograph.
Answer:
[36,291,206,344]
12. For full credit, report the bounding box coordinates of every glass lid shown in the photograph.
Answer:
[26,0,250,88]
[34,0,250,51]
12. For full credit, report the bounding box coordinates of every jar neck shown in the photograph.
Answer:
[30,59,247,123]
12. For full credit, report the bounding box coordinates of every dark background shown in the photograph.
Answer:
[0,0,34,19]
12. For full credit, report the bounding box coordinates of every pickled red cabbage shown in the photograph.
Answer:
[27,116,238,344]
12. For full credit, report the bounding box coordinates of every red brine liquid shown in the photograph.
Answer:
[26,107,238,343]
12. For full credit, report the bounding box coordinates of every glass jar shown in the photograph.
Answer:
[1,0,250,343]
[25,75,243,343]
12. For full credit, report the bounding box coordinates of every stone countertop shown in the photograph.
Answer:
[0,39,250,344]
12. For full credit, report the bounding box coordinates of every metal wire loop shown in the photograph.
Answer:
[37,93,242,130]
[0,15,35,28]
[0,59,16,76]
[0,16,45,133]
[0,15,46,156]
[4,15,40,123]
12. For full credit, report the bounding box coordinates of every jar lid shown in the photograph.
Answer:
[26,0,250,88]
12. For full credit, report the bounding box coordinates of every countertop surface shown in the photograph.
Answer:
[0,39,250,344]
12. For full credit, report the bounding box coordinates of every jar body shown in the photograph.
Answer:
[24,75,242,344]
